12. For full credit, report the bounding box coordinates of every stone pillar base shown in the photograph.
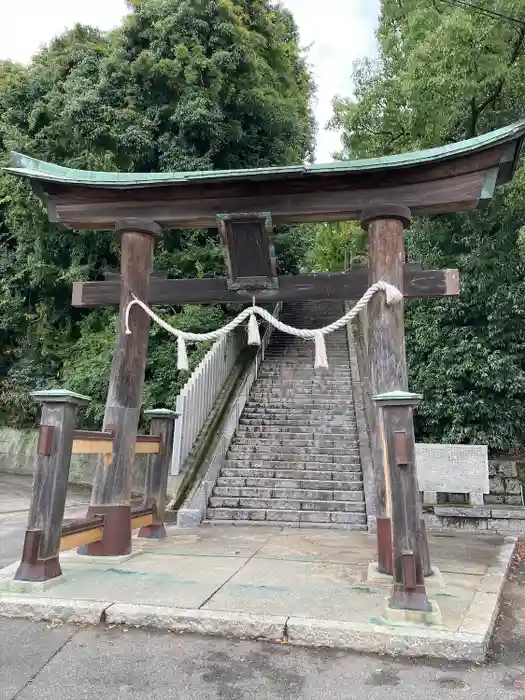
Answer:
[366,562,446,589]
[137,523,167,539]
[1,574,67,593]
[384,599,443,626]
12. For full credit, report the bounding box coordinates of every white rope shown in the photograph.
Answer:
[124,280,403,370]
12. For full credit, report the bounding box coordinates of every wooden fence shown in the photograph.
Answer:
[171,327,244,475]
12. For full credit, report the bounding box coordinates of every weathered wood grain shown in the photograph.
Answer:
[38,142,508,230]
[72,268,460,307]
[380,402,431,611]
[365,213,408,575]
[15,396,83,581]
[60,527,103,551]
[138,411,177,539]
[90,228,156,507]
[49,170,486,229]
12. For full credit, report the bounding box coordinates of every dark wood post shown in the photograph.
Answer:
[87,219,161,556]
[15,389,90,581]
[373,390,431,612]
[360,204,411,575]
[138,409,179,539]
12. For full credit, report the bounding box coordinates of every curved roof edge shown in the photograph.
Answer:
[4,119,525,188]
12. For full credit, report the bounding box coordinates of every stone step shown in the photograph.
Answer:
[221,467,361,480]
[205,508,367,525]
[257,368,352,374]
[238,417,355,428]
[263,355,350,361]
[202,299,367,532]
[263,357,350,364]
[253,386,352,396]
[239,420,356,430]
[263,351,349,357]
[202,520,367,531]
[235,424,352,435]
[249,392,352,401]
[228,443,359,456]
[225,455,361,468]
[242,407,355,416]
[234,431,355,442]
[209,497,365,511]
[242,403,353,414]
[247,399,352,407]
[256,379,352,385]
[224,457,361,469]
[259,366,351,373]
[216,476,363,489]
[253,381,352,389]
[229,437,358,450]
[212,486,364,501]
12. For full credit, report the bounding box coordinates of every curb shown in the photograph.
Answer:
[286,617,486,661]
[106,604,287,641]
[0,596,111,625]
[0,537,516,661]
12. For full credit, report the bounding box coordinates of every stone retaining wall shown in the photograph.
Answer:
[487,458,524,505]
[0,427,148,493]
[425,505,525,534]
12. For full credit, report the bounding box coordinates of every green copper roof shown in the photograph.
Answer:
[373,390,423,406]
[5,119,525,187]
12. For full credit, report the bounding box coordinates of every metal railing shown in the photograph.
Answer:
[171,326,245,475]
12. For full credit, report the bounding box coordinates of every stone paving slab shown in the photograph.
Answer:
[0,526,516,661]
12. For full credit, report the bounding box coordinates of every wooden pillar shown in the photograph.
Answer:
[373,391,431,611]
[15,389,90,581]
[360,204,411,575]
[138,409,178,539]
[87,219,161,556]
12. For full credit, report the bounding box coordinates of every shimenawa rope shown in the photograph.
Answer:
[124,280,402,370]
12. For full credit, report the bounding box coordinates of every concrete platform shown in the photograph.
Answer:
[0,526,515,661]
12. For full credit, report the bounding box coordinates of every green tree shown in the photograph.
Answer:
[331,0,525,451]
[304,221,366,273]
[331,0,525,158]
[0,1,315,426]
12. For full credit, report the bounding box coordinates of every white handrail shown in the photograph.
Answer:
[177,302,282,526]
[171,325,244,475]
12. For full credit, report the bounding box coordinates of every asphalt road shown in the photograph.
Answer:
[1,474,525,700]
[0,474,91,569]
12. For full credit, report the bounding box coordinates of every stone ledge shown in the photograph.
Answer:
[0,595,111,624]
[426,507,525,534]
[286,617,486,661]
[106,604,287,641]
[434,505,525,519]
[434,506,491,518]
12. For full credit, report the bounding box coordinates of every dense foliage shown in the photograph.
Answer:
[330,0,525,452]
[303,221,366,273]
[0,0,315,427]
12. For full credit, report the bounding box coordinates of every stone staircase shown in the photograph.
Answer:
[205,300,366,528]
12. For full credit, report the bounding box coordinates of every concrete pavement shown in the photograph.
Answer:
[0,524,515,660]
[2,566,525,700]
[2,472,525,699]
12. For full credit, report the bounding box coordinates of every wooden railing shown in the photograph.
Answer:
[14,391,177,583]
[171,326,245,475]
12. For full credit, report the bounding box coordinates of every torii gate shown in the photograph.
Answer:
[7,119,525,613]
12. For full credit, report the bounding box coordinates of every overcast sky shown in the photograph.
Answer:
[0,0,379,162]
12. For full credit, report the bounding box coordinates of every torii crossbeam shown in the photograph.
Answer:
[6,119,525,614]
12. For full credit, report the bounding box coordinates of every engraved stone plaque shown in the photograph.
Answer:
[415,443,489,494]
